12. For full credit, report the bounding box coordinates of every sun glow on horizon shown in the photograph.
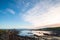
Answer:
[22,4,60,28]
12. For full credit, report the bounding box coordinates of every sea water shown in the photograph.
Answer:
[18,30,51,37]
[19,30,33,37]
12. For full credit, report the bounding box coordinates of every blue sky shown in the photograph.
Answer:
[0,0,40,29]
[0,0,60,29]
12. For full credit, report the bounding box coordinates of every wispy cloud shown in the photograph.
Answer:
[1,8,15,15]
[6,8,15,14]
[22,0,60,28]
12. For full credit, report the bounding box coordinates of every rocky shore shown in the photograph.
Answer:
[0,29,60,40]
[0,29,36,40]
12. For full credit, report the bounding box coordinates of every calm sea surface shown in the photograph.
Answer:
[19,30,33,36]
[18,29,51,37]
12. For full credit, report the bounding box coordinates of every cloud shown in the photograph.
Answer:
[6,8,15,14]
[20,0,40,13]
[21,2,31,12]
[1,8,15,15]
[22,0,60,28]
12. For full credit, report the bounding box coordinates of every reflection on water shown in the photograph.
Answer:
[18,30,60,40]
[19,30,33,36]
[19,30,51,37]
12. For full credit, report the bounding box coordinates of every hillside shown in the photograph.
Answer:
[42,27,60,31]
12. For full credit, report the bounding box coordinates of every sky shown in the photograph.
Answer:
[0,0,60,29]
